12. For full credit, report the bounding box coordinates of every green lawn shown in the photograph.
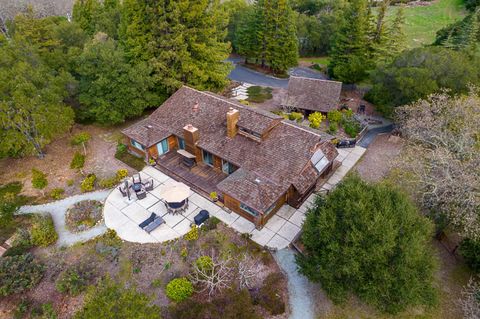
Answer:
[386,0,466,47]
[299,56,330,66]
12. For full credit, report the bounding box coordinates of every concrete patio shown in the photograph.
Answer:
[103,146,366,249]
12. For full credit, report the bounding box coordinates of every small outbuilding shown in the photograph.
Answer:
[284,76,342,115]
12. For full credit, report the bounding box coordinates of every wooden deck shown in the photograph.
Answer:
[154,151,227,197]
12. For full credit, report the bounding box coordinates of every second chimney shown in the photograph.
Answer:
[226,108,239,138]
[183,124,199,157]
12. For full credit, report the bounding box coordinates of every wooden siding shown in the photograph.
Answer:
[213,155,222,170]
[167,135,177,150]
[128,143,146,158]
[147,145,158,159]
[223,194,258,224]
[260,193,286,225]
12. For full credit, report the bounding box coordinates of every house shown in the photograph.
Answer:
[283,76,342,115]
[122,86,338,228]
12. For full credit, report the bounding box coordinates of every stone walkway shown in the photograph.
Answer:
[19,190,110,247]
[231,82,253,100]
[104,146,366,249]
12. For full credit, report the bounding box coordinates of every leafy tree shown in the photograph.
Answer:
[0,253,44,296]
[31,169,48,196]
[366,47,480,116]
[74,277,161,319]
[297,174,438,314]
[74,33,155,124]
[0,43,75,158]
[395,91,480,239]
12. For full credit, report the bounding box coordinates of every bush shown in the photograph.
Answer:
[203,216,221,231]
[33,302,57,319]
[0,253,44,296]
[50,188,65,200]
[31,169,48,194]
[195,256,213,272]
[4,228,32,257]
[65,200,103,233]
[74,277,160,319]
[184,226,199,241]
[288,112,303,123]
[116,143,127,155]
[31,214,58,247]
[165,277,194,302]
[70,152,86,170]
[308,112,326,129]
[343,119,361,138]
[327,122,338,135]
[327,110,342,123]
[254,273,285,315]
[66,179,74,187]
[116,169,128,180]
[71,132,91,146]
[56,265,94,296]
[460,238,480,273]
[0,196,17,228]
[80,174,96,193]
[297,175,438,313]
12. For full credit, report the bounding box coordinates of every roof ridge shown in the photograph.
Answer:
[181,85,281,120]
[289,76,342,85]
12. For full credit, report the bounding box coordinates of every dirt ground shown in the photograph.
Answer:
[249,87,287,112]
[355,134,404,182]
[0,224,289,319]
[0,124,132,199]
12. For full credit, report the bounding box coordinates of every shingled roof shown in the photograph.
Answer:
[284,76,342,113]
[123,86,338,213]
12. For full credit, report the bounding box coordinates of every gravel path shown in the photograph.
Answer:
[274,248,315,319]
[18,190,111,247]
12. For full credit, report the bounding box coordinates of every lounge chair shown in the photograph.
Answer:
[138,213,165,233]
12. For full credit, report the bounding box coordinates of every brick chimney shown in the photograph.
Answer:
[226,107,239,138]
[183,124,199,157]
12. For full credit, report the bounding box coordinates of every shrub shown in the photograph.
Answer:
[66,179,74,187]
[116,169,128,180]
[0,195,17,228]
[460,238,480,273]
[56,265,94,296]
[80,174,96,193]
[195,256,213,272]
[255,273,285,315]
[151,278,162,288]
[71,132,91,146]
[34,302,57,319]
[297,174,438,313]
[203,216,221,231]
[50,188,65,200]
[308,112,326,129]
[0,253,44,296]
[184,226,199,241]
[74,277,161,319]
[116,143,127,155]
[288,112,303,123]
[98,176,118,189]
[327,122,338,135]
[327,110,342,123]
[70,152,86,170]
[65,200,103,233]
[166,277,194,302]
[31,214,58,247]
[343,119,361,138]
[31,169,48,195]
[4,228,32,257]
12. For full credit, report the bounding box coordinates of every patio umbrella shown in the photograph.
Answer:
[158,182,191,203]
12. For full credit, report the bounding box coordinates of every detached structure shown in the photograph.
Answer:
[284,76,342,114]
[122,86,338,228]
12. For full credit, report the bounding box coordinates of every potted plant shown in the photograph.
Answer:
[149,158,156,166]
[210,191,218,202]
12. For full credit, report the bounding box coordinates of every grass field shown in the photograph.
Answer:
[386,0,466,47]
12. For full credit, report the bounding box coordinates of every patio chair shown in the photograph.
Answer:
[118,186,127,197]
[132,174,143,192]
[136,189,147,200]
[142,179,154,191]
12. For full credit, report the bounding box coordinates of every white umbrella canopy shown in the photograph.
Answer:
[158,182,191,203]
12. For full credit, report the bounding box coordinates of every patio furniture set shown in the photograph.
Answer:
[116,174,209,234]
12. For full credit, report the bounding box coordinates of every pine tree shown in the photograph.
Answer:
[118,0,151,62]
[386,6,406,61]
[329,0,372,83]
[72,0,99,36]
[264,0,298,74]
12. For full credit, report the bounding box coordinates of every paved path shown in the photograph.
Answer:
[19,190,111,247]
[357,124,394,148]
[275,248,315,319]
[227,58,327,88]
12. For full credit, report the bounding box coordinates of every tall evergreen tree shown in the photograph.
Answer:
[329,0,372,83]
[387,6,406,59]
[72,0,99,36]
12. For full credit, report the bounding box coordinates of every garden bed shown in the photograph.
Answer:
[65,200,103,233]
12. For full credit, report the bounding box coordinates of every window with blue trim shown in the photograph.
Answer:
[222,160,237,175]
[240,203,259,217]
[131,139,145,151]
[202,149,213,166]
[157,139,169,155]
[177,137,185,150]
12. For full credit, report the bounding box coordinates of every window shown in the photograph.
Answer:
[156,138,169,155]
[131,139,145,151]
[239,127,262,139]
[202,149,213,166]
[222,160,237,175]
[240,203,259,217]
[177,137,185,150]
